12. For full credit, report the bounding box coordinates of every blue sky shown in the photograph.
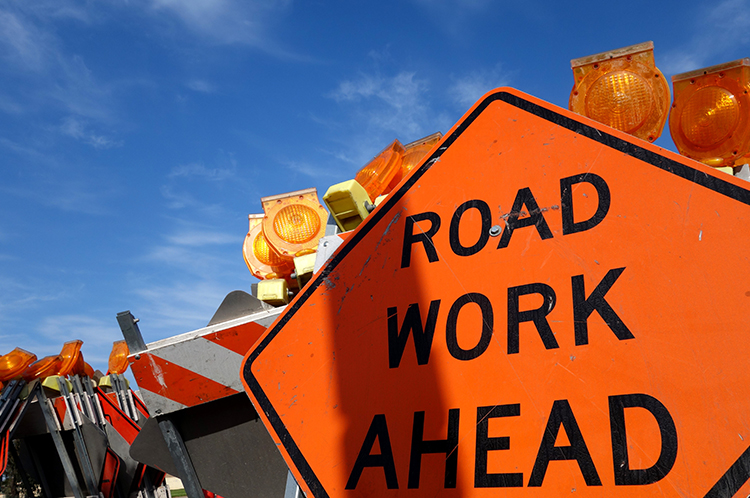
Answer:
[0,0,748,372]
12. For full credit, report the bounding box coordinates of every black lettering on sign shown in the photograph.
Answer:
[449,200,492,256]
[408,409,460,489]
[401,212,441,269]
[609,394,677,486]
[561,173,611,235]
[507,283,558,354]
[387,301,441,369]
[572,267,635,345]
[475,404,523,488]
[346,414,399,490]
[446,293,493,361]
[497,187,554,249]
[528,399,602,487]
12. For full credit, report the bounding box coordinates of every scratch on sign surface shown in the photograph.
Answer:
[148,355,168,392]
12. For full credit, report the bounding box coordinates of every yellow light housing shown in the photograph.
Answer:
[293,252,317,289]
[108,340,130,375]
[0,348,37,382]
[354,140,405,201]
[57,340,84,377]
[42,375,71,392]
[261,188,329,259]
[669,59,750,167]
[22,355,63,381]
[323,179,371,232]
[570,41,670,142]
[257,278,290,306]
[243,214,294,280]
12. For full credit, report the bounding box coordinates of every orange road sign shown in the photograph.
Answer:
[242,87,750,497]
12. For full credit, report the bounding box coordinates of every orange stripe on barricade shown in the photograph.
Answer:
[97,388,140,445]
[99,447,120,498]
[203,321,266,356]
[0,429,8,476]
[130,353,239,408]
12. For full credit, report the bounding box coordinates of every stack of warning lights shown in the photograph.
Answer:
[0,340,165,498]
[569,41,750,174]
[0,339,130,389]
[243,133,443,305]
[246,41,750,306]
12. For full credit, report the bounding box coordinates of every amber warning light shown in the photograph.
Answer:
[569,41,670,142]
[261,188,329,259]
[669,58,750,170]
[243,213,294,280]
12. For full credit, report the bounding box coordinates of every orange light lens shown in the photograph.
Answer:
[243,214,294,280]
[0,348,37,382]
[261,189,329,258]
[253,230,287,266]
[680,87,739,148]
[108,340,130,375]
[355,140,405,201]
[585,71,653,133]
[57,340,83,377]
[386,132,443,193]
[569,41,669,142]
[669,58,750,167]
[82,362,95,378]
[402,133,442,174]
[273,205,321,244]
[22,355,63,381]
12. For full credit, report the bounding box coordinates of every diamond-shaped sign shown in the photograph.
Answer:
[243,88,750,497]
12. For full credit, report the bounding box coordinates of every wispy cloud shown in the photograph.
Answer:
[326,67,457,172]
[0,182,114,215]
[130,280,238,336]
[186,79,216,93]
[449,64,512,108]
[129,222,248,336]
[60,116,123,148]
[147,0,298,57]
[409,0,494,35]
[0,3,118,144]
[165,229,237,247]
[660,0,750,75]
[411,0,492,8]
[35,314,116,365]
[0,9,50,72]
[330,71,431,139]
[0,139,116,214]
[168,162,235,181]
[281,159,343,179]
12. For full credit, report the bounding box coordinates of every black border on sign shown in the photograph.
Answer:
[243,90,750,497]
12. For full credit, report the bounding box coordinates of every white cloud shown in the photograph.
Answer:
[660,0,750,75]
[165,229,237,247]
[0,165,115,216]
[147,0,296,55]
[168,162,235,181]
[411,0,492,8]
[186,79,216,93]
[0,3,119,147]
[330,71,431,139]
[0,10,48,72]
[130,280,238,336]
[449,64,511,108]
[60,116,123,149]
[35,314,116,365]
[128,222,250,338]
[281,159,343,179]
